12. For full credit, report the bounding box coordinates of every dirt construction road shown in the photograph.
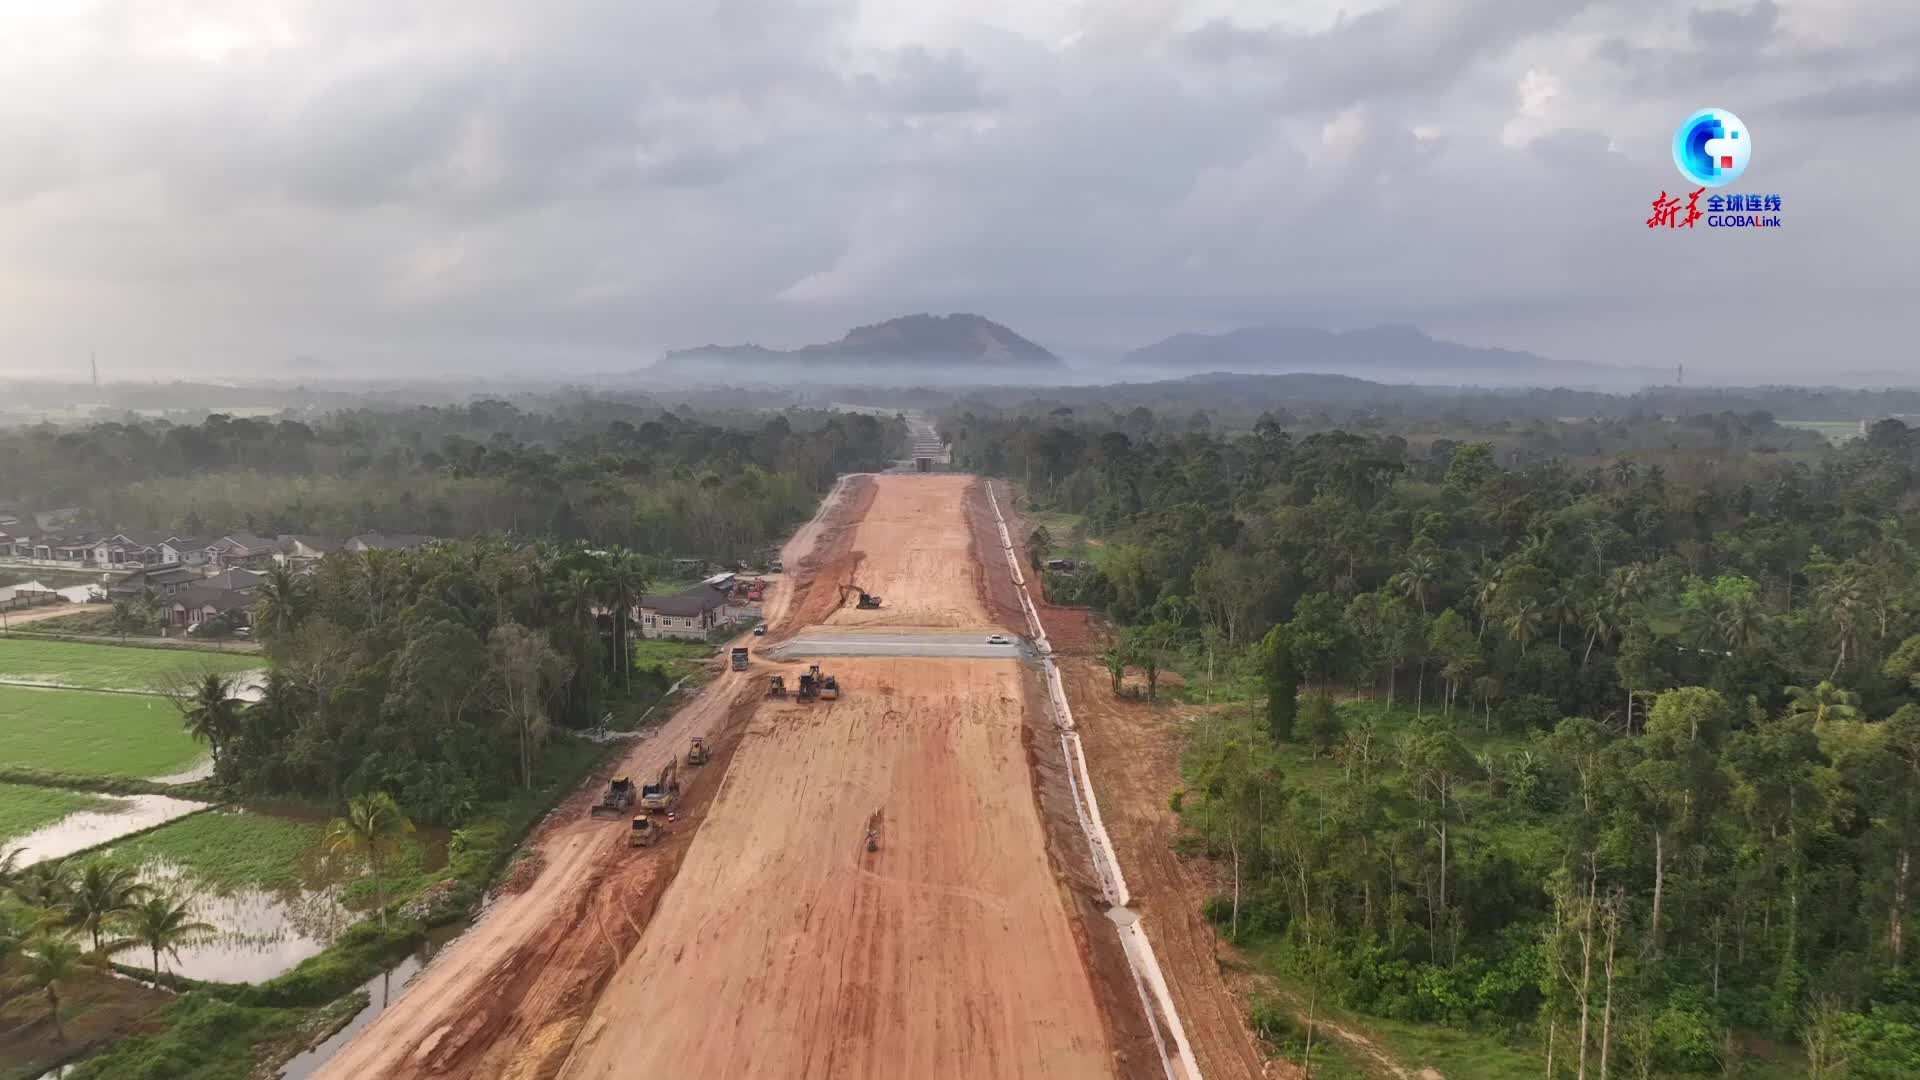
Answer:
[563,473,1135,1079]
[313,474,1152,1080]
[308,480,851,1080]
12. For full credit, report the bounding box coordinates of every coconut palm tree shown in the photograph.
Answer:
[326,792,415,927]
[253,563,311,642]
[1783,682,1864,727]
[1391,552,1439,618]
[1818,573,1868,680]
[125,894,215,977]
[1504,600,1544,656]
[16,933,83,1041]
[65,862,152,958]
[10,859,74,912]
[177,672,242,764]
[594,554,649,691]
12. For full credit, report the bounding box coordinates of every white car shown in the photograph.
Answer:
[985,634,1011,645]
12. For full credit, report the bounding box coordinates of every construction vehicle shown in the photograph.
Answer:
[838,582,882,610]
[590,777,636,819]
[819,673,841,701]
[687,736,709,766]
[640,759,680,814]
[767,674,787,698]
[630,815,664,848]
[730,647,749,671]
[796,669,818,703]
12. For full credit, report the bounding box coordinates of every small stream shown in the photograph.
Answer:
[276,920,468,1079]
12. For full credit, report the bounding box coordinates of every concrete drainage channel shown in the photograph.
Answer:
[985,481,1203,1080]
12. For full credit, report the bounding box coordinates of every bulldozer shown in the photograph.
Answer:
[589,776,635,819]
[838,582,882,610]
[639,759,680,814]
[687,736,709,766]
[630,815,664,848]
[767,674,787,698]
[796,670,818,703]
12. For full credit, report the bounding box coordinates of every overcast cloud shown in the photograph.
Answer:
[1,0,1916,380]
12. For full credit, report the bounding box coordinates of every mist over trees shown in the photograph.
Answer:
[0,399,902,559]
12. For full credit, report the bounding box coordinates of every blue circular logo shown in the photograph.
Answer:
[1672,108,1750,188]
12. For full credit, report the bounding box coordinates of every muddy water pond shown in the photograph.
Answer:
[6,793,209,864]
[98,807,451,984]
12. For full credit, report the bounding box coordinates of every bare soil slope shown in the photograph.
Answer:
[561,658,1115,1080]
[822,473,997,631]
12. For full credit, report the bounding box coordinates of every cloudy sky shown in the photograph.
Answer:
[1,0,1915,381]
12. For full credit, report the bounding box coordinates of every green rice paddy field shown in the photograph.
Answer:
[0,637,259,692]
[0,684,205,777]
[0,781,110,845]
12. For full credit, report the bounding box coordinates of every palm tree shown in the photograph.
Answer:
[595,554,649,692]
[1783,682,1863,727]
[16,933,83,1040]
[327,792,415,927]
[1715,593,1767,652]
[1818,573,1868,680]
[1504,600,1543,656]
[1391,552,1439,618]
[11,859,74,912]
[65,862,152,957]
[125,894,215,977]
[1468,560,1503,640]
[253,563,311,641]
[177,672,242,764]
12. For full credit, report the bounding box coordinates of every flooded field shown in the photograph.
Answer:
[5,792,209,863]
[99,807,451,984]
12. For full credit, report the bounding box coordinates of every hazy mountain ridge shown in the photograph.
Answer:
[1121,323,1647,382]
[656,313,1065,373]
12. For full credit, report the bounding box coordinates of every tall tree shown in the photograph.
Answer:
[326,792,415,927]
[125,894,215,977]
[64,862,152,959]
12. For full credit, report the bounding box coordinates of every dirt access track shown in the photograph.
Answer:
[313,474,1158,1080]
[563,472,1154,1079]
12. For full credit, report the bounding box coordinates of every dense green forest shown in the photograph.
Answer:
[188,544,655,823]
[0,399,902,559]
[953,405,1920,1076]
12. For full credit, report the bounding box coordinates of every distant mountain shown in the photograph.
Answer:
[655,314,1066,382]
[1122,324,1645,386]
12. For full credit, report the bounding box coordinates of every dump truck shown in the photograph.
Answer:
[687,736,709,766]
[730,647,749,671]
[630,816,664,848]
[768,674,787,697]
[590,776,635,819]
[640,759,680,814]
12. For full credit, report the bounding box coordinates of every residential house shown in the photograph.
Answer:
[166,584,256,631]
[277,535,339,563]
[161,536,220,567]
[110,565,206,599]
[208,533,282,570]
[344,533,437,553]
[638,585,742,641]
[90,532,172,570]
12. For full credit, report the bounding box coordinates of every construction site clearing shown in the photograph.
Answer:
[307,472,1207,1080]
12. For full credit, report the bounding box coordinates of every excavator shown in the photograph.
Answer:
[838,582,882,609]
[640,758,680,814]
